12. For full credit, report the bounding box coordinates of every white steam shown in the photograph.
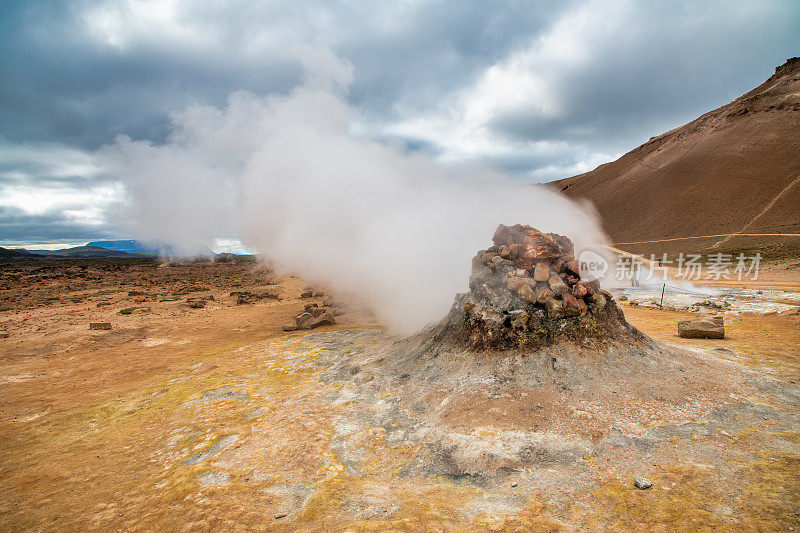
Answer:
[98,48,610,334]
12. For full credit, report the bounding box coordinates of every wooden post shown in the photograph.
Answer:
[660,283,666,309]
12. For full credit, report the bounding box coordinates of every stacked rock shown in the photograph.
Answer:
[443,224,625,350]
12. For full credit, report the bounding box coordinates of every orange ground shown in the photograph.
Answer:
[0,259,798,531]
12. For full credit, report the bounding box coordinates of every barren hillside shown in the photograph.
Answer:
[552,58,800,255]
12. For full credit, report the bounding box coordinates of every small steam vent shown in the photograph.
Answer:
[434,224,638,350]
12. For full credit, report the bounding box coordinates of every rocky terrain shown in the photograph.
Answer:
[552,58,800,257]
[1,249,799,531]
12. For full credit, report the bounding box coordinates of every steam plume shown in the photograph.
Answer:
[98,48,610,334]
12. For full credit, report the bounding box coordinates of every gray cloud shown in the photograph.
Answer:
[0,0,798,245]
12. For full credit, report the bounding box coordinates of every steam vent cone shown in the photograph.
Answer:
[431,224,642,351]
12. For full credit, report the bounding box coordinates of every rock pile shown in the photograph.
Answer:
[283,303,336,332]
[435,224,635,350]
[231,289,280,305]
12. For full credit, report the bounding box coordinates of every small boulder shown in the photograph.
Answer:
[89,322,112,330]
[535,284,555,304]
[533,261,550,281]
[295,307,336,330]
[678,315,725,339]
[517,284,537,304]
[562,294,581,316]
[572,283,588,299]
[545,299,564,318]
[548,275,569,296]
[634,477,653,490]
[589,293,607,311]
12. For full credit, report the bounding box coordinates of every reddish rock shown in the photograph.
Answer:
[548,275,569,295]
[548,233,575,259]
[577,298,588,315]
[533,262,550,281]
[572,283,588,299]
[514,257,533,270]
[562,294,581,316]
[492,224,562,259]
[585,279,600,294]
[565,260,580,275]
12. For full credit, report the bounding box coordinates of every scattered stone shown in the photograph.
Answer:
[0,332,9,339]
[282,324,299,332]
[678,315,725,339]
[232,290,280,304]
[89,322,112,330]
[299,287,325,298]
[274,513,287,520]
[295,307,336,330]
[634,477,653,490]
[186,297,208,308]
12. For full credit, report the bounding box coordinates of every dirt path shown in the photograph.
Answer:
[712,174,800,248]
[615,232,800,246]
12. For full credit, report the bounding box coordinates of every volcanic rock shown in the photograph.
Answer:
[678,315,725,339]
[433,224,634,350]
[533,261,550,281]
[295,307,336,330]
[548,275,569,295]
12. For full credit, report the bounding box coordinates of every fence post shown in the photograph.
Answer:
[660,283,666,309]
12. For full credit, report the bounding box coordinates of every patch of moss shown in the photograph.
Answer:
[119,306,149,315]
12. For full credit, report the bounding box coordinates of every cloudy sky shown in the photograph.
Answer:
[1,0,798,250]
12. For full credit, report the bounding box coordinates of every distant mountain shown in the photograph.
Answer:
[86,240,214,257]
[28,245,145,258]
[86,240,167,256]
[551,57,800,255]
[0,247,39,260]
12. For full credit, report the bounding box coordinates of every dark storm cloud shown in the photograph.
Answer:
[484,1,800,154]
[0,0,798,244]
[0,206,118,243]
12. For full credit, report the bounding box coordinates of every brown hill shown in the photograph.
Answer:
[552,58,800,256]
